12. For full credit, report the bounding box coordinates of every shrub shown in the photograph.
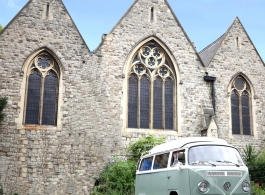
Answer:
[0,97,8,126]
[92,135,165,195]
[251,182,265,195]
[247,146,265,186]
[127,135,165,162]
[248,157,265,185]
[93,159,135,195]
[242,144,258,166]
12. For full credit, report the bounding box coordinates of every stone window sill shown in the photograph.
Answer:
[23,124,57,131]
[125,128,178,136]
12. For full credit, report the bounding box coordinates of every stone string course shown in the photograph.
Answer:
[0,0,264,194]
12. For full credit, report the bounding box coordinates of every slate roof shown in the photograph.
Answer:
[198,34,225,66]
[199,17,265,66]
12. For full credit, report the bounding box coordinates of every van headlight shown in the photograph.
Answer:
[198,181,209,193]
[242,181,250,192]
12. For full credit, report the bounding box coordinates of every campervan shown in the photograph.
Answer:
[135,137,251,195]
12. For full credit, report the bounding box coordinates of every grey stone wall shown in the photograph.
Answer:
[95,0,209,142]
[206,18,265,149]
[0,0,264,194]
[0,0,97,194]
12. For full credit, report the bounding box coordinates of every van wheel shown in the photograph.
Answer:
[169,191,178,195]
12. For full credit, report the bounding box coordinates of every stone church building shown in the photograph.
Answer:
[0,0,264,194]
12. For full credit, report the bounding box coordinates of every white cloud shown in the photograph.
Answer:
[7,0,21,10]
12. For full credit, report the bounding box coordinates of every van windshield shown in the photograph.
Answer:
[188,145,244,166]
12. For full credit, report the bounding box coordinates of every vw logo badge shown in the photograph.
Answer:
[223,182,231,191]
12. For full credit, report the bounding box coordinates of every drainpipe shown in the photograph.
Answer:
[204,72,216,113]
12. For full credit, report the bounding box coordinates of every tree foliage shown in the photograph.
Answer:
[248,149,265,185]
[0,97,8,126]
[127,135,165,162]
[242,144,258,166]
[92,135,165,195]
[242,144,265,193]
[92,159,136,195]
[0,24,3,33]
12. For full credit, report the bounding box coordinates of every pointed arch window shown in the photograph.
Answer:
[230,76,251,135]
[25,52,59,126]
[128,41,176,130]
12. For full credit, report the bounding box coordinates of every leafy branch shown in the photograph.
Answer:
[0,97,8,127]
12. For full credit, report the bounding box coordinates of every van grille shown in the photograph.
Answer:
[207,171,242,177]
[207,171,225,176]
[227,171,242,177]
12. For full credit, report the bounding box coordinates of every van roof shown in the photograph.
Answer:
[149,137,228,154]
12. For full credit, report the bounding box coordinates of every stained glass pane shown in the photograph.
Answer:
[165,78,173,130]
[235,77,245,90]
[128,75,138,128]
[242,92,251,135]
[140,75,150,128]
[25,70,41,124]
[38,57,51,69]
[231,91,240,134]
[42,71,58,125]
[153,78,163,129]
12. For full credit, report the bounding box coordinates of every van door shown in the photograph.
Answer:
[136,157,153,195]
[150,153,169,195]
[167,150,190,195]
[150,170,168,195]
[136,173,151,195]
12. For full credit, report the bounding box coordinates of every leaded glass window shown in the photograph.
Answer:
[140,75,150,128]
[230,76,252,135]
[165,78,174,129]
[153,77,163,129]
[128,74,138,128]
[128,41,176,130]
[25,52,59,126]
[25,71,41,124]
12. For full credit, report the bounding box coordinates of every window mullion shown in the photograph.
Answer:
[39,75,45,125]
[174,81,176,131]
[137,76,140,128]
[150,77,153,129]
[162,79,165,129]
[249,95,252,135]
[55,79,59,125]
[239,94,243,135]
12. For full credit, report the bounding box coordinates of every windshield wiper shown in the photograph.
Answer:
[205,161,217,167]
[216,160,240,167]
[192,161,216,167]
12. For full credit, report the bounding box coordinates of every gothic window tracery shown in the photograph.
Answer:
[25,52,59,126]
[128,42,176,130]
[230,76,251,135]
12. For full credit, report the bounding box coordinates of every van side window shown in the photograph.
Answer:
[140,157,153,171]
[171,150,185,166]
[153,153,169,169]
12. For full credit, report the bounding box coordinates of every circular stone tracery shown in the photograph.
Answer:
[158,67,169,77]
[139,46,164,69]
[34,53,54,72]
[133,64,146,75]
[234,77,245,90]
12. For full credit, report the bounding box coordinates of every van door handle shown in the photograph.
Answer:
[167,176,171,179]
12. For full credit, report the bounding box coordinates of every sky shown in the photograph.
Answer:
[0,0,264,62]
